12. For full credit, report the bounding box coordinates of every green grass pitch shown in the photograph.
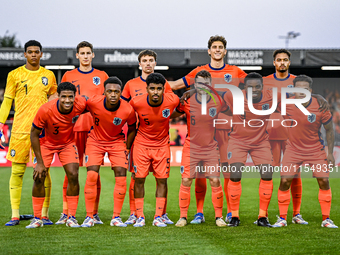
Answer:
[0,166,339,254]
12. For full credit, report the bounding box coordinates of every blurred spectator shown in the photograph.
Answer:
[174,129,182,146]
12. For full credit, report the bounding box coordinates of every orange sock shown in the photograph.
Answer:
[113,177,126,218]
[291,177,302,216]
[224,178,231,213]
[195,178,206,214]
[93,174,101,215]
[135,198,144,218]
[228,180,241,218]
[211,186,223,218]
[318,188,332,221]
[32,197,45,219]
[84,171,98,218]
[162,196,167,216]
[179,184,191,218]
[66,195,79,217]
[278,189,290,220]
[155,197,166,218]
[129,177,136,215]
[62,175,68,215]
[258,179,273,218]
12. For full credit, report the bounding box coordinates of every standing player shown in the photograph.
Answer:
[272,75,337,228]
[169,35,247,223]
[27,82,86,228]
[56,41,109,225]
[0,40,57,226]
[121,50,173,225]
[81,77,136,227]
[172,70,228,227]
[226,73,277,227]
[130,73,179,227]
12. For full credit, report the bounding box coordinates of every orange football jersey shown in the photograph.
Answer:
[225,89,280,145]
[86,95,136,144]
[264,73,296,140]
[121,76,172,101]
[33,96,87,148]
[130,93,179,147]
[284,97,332,153]
[61,68,109,131]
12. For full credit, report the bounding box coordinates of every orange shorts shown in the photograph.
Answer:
[281,145,329,178]
[215,129,229,163]
[75,131,89,166]
[133,144,170,179]
[227,138,273,165]
[181,141,220,179]
[85,139,128,168]
[34,142,79,168]
[128,144,154,173]
[269,140,287,166]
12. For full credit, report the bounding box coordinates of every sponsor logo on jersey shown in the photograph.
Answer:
[224,73,232,83]
[113,117,122,125]
[42,77,48,86]
[162,109,170,118]
[209,107,217,117]
[262,104,270,110]
[308,113,316,123]
[93,76,100,86]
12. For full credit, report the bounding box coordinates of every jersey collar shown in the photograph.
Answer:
[140,76,146,82]
[57,100,73,115]
[195,92,212,104]
[147,95,163,107]
[273,73,290,81]
[104,98,121,112]
[209,63,226,71]
[77,67,94,74]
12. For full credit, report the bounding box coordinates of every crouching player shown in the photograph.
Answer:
[172,70,229,227]
[81,77,136,227]
[130,73,179,227]
[27,82,86,228]
[273,75,338,228]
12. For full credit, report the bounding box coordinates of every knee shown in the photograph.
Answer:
[209,178,220,187]
[182,178,192,187]
[67,171,79,184]
[157,178,167,187]
[280,178,292,190]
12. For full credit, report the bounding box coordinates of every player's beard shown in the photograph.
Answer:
[279,69,287,73]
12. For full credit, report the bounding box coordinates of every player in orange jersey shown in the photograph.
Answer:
[172,70,230,227]
[130,73,179,227]
[122,50,173,225]
[272,75,338,228]
[81,77,136,228]
[27,82,86,228]
[56,41,109,225]
[0,40,57,226]
[169,35,247,224]
[226,73,278,227]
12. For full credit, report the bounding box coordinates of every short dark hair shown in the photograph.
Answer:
[208,35,227,49]
[77,41,93,53]
[293,75,313,88]
[57,82,77,94]
[104,76,123,89]
[138,50,157,62]
[146,73,166,86]
[24,40,42,52]
[273,49,291,60]
[195,70,212,82]
[244,72,263,85]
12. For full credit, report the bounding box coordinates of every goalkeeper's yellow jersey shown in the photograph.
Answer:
[4,65,57,134]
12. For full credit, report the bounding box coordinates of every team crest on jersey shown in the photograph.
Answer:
[133,165,137,173]
[308,113,316,123]
[287,84,294,88]
[41,77,48,86]
[224,73,232,83]
[180,166,184,174]
[10,149,16,157]
[209,107,217,117]
[262,104,270,110]
[93,77,101,86]
[85,155,89,163]
[72,115,79,123]
[227,152,232,160]
[162,109,170,118]
[113,117,122,126]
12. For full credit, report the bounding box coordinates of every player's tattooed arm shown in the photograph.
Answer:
[30,126,47,180]
[312,94,329,113]
[324,120,335,168]
[126,123,137,151]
